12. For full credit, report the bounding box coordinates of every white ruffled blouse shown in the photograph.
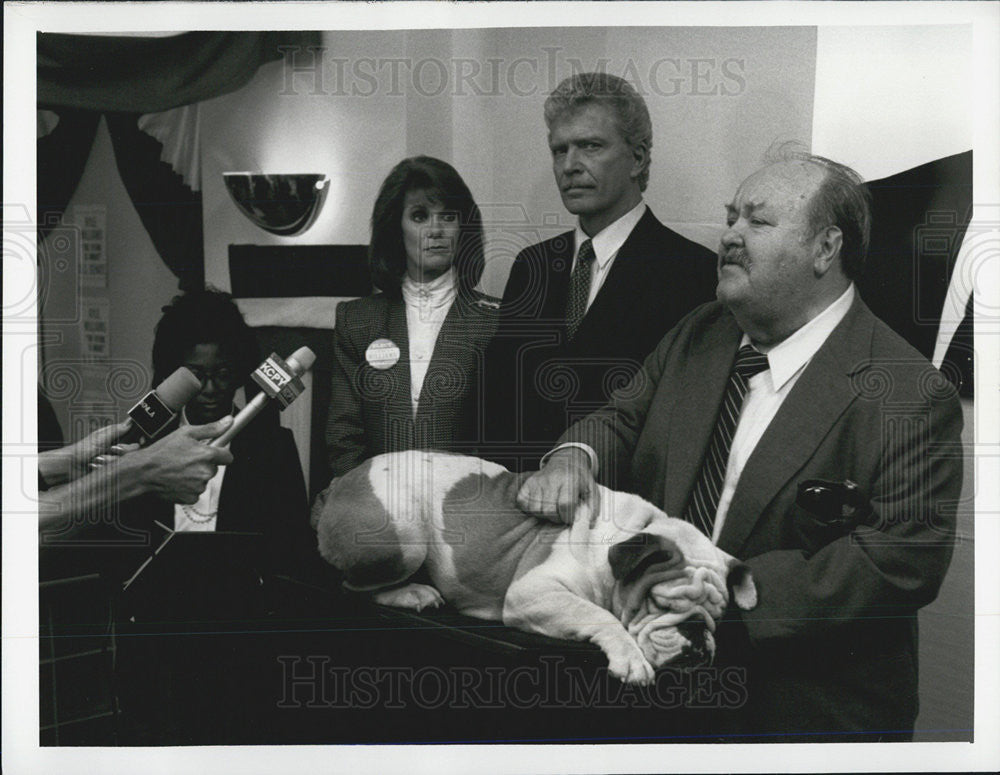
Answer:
[401,268,458,416]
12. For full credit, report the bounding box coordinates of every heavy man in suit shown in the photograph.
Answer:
[518,153,963,741]
[480,72,717,471]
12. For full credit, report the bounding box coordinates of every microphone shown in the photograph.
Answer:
[210,347,316,448]
[121,367,203,445]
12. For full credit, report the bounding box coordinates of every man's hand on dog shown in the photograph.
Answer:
[517,447,600,526]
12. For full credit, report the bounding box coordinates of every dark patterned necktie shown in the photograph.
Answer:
[565,239,595,340]
[683,344,770,538]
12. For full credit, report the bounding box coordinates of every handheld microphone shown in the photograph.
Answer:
[210,347,316,448]
[121,367,203,445]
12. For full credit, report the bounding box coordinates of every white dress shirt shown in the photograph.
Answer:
[710,283,856,542]
[572,201,647,312]
[401,268,458,417]
[173,408,231,533]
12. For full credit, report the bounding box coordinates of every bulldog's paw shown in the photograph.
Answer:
[604,642,656,686]
[373,583,445,612]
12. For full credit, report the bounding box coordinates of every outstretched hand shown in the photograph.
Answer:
[517,447,600,526]
[123,417,235,504]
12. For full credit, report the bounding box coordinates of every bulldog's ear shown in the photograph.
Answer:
[608,532,683,581]
[725,557,758,610]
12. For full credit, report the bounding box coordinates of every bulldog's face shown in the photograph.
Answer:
[607,514,757,669]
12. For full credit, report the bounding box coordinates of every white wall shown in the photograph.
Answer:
[812,25,972,180]
[200,31,412,291]
[466,27,818,295]
[202,27,817,299]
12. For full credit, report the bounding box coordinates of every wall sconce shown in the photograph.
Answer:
[223,173,329,236]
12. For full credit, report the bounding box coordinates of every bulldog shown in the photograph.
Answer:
[312,451,757,685]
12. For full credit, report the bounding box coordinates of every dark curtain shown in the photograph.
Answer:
[861,151,973,396]
[37,109,101,241]
[36,31,322,288]
[38,31,319,113]
[105,113,204,291]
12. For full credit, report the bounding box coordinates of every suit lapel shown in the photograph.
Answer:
[541,232,575,322]
[716,297,876,555]
[661,314,742,517]
[583,209,655,327]
[385,298,414,413]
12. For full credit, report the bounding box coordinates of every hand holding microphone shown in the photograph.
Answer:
[130,347,313,503]
[88,366,204,468]
[210,346,316,447]
[89,347,316,459]
[39,417,236,534]
[122,417,235,504]
[41,367,203,483]
[38,349,314,535]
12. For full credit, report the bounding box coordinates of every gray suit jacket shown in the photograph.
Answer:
[562,295,963,739]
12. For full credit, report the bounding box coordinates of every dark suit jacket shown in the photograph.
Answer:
[562,296,963,740]
[481,208,717,470]
[325,292,498,478]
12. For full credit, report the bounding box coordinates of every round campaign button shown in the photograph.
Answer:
[365,338,400,370]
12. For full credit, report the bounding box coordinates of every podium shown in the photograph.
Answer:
[114,529,271,745]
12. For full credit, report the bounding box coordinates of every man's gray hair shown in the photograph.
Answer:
[766,142,872,280]
[544,72,653,192]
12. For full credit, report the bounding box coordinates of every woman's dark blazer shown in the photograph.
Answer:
[325,291,498,478]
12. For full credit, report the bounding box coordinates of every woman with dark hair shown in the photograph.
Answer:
[144,288,307,535]
[150,288,261,425]
[323,156,498,479]
[115,288,313,745]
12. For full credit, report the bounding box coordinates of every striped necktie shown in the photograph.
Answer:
[683,344,770,538]
[565,239,595,340]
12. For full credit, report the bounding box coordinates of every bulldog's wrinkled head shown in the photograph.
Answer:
[607,515,757,669]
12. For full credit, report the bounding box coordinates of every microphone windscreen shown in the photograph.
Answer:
[124,366,204,443]
[156,367,204,410]
[286,346,317,375]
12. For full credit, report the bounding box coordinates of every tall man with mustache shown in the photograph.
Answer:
[480,72,716,471]
[518,153,963,741]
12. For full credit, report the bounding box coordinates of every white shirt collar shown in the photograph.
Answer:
[743,284,856,392]
[402,267,458,309]
[574,201,647,269]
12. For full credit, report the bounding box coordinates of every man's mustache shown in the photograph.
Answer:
[719,247,750,269]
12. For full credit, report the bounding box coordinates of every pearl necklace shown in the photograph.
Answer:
[181,504,217,523]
